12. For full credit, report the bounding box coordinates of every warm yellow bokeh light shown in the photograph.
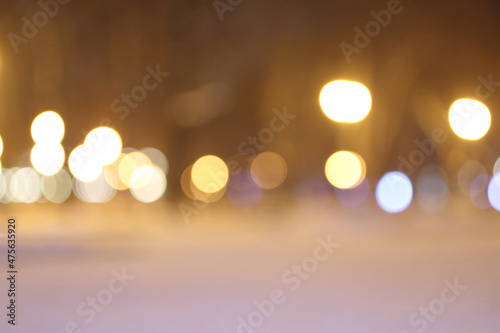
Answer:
[31,111,65,144]
[0,134,3,157]
[250,152,288,190]
[31,143,65,176]
[449,99,491,140]
[103,153,128,190]
[180,165,196,199]
[319,80,372,123]
[190,178,226,203]
[118,151,152,188]
[191,155,229,194]
[85,127,122,166]
[325,151,366,189]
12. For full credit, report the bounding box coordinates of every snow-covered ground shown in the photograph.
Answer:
[1,198,499,333]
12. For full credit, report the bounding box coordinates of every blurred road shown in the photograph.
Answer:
[0,197,499,333]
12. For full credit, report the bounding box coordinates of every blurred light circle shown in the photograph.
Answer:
[319,80,371,123]
[119,151,152,188]
[73,173,116,203]
[191,155,228,194]
[488,175,500,211]
[130,165,166,203]
[416,166,449,213]
[0,166,7,201]
[84,173,116,203]
[493,157,500,178]
[191,179,226,203]
[68,144,103,182]
[376,171,413,213]
[10,167,42,203]
[72,178,88,202]
[85,127,122,166]
[41,169,72,203]
[250,152,287,190]
[0,134,3,157]
[31,143,65,176]
[31,111,65,144]
[0,168,15,203]
[180,165,195,199]
[457,160,486,195]
[325,151,366,189]
[226,170,262,207]
[103,153,128,190]
[141,147,169,174]
[130,165,155,190]
[335,178,369,207]
[470,174,490,209]
[448,99,491,140]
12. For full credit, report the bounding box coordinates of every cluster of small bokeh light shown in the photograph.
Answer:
[0,111,168,204]
[181,152,288,206]
[72,147,168,203]
[0,81,498,212]
[316,79,498,213]
[69,127,123,182]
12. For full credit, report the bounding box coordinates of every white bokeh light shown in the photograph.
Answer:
[319,80,372,123]
[73,173,116,203]
[449,99,491,140]
[10,168,42,203]
[31,111,65,144]
[68,144,103,182]
[85,127,122,166]
[41,169,73,203]
[31,143,65,176]
[130,165,166,203]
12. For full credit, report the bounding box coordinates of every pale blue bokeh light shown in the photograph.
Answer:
[376,171,413,213]
[488,175,500,211]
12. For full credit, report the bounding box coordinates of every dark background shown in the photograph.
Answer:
[0,0,499,196]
